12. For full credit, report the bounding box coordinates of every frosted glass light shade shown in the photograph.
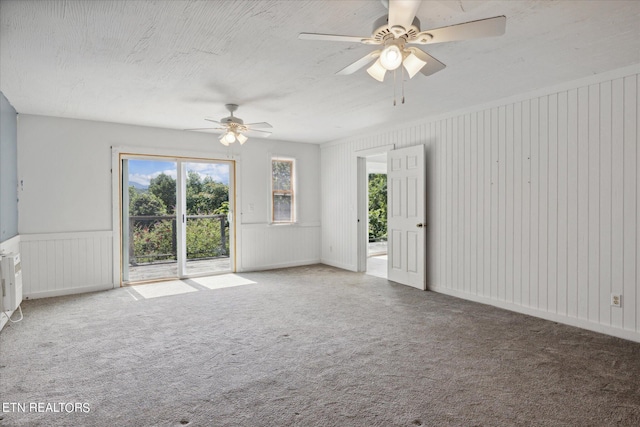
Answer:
[367,59,387,82]
[402,51,427,79]
[223,132,236,144]
[237,133,248,145]
[380,44,402,70]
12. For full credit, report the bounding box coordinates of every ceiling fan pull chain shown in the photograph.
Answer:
[401,66,405,104]
[393,69,397,106]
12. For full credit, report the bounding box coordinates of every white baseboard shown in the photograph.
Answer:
[430,284,640,344]
[24,283,115,300]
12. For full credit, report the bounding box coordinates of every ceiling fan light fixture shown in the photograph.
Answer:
[236,133,248,145]
[222,131,236,145]
[403,51,427,79]
[219,133,230,146]
[367,59,387,82]
[380,43,403,70]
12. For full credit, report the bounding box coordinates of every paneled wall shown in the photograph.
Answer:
[20,231,113,298]
[321,65,640,342]
[240,223,320,271]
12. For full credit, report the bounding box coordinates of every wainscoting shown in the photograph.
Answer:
[239,223,321,271]
[19,231,114,299]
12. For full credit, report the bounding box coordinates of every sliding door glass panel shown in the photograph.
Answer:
[123,158,178,283]
[184,161,232,276]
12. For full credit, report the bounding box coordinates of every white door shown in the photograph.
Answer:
[387,145,426,289]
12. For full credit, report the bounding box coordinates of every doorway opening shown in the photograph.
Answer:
[366,153,388,279]
[121,155,234,284]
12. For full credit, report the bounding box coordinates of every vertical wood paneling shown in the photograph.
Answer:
[567,89,579,318]
[548,93,558,313]
[320,68,640,341]
[498,107,506,300]
[530,98,540,308]
[611,78,624,329]
[539,96,549,311]
[491,108,499,299]
[464,114,472,294]
[624,75,637,331]
[513,103,522,304]
[483,110,491,297]
[588,83,601,323]
[19,231,113,297]
[470,113,478,295]
[577,86,590,321]
[599,81,613,325]
[506,104,514,303]
[242,224,321,271]
[557,91,569,316]
[522,100,531,307]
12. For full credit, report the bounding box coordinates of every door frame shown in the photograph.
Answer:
[111,146,239,286]
[354,145,394,273]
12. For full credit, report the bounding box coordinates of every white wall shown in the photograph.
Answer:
[17,115,320,297]
[321,64,640,343]
[0,92,18,242]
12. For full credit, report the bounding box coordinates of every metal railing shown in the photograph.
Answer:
[128,214,228,265]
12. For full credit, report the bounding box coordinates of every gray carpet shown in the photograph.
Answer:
[1,264,639,427]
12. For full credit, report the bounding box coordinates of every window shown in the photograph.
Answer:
[271,158,295,223]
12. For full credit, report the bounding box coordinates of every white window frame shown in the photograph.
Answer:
[270,156,296,224]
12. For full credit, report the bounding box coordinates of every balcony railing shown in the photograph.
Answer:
[128,214,228,265]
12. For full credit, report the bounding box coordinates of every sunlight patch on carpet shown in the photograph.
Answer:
[191,274,257,290]
[131,280,198,299]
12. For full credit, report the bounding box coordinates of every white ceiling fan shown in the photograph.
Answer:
[186,104,272,146]
[298,0,506,82]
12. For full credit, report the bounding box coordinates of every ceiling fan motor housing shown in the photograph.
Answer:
[371,15,421,43]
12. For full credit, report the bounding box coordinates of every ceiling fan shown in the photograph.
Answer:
[298,0,506,83]
[186,104,272,146]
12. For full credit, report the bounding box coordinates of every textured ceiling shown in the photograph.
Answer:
[1,0,639,144]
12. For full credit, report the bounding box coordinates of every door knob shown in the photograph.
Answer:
[416,223,425,228]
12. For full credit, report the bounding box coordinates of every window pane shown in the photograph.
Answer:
[273,194,292,222]
[272,160,292,191]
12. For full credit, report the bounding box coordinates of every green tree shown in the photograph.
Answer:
[186,172,229,215]
[149,173,176,214]
[368,173,387,241]
[128,185,138,203]
[130,193,167,216]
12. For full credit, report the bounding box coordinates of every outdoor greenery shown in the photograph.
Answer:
[368,173,387,242]
[129,172,229,264]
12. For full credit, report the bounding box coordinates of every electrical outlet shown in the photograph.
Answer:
[611,294,622,308]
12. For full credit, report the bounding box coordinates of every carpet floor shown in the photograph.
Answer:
[1,264,639,426]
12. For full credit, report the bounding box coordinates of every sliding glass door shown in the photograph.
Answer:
[121,156,233,284]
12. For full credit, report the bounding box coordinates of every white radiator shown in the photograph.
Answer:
[1,253,23,312]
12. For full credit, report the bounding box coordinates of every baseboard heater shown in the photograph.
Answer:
[1,253,23,312]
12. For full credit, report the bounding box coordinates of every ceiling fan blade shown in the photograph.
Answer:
[410,16,506,45]
[336,50,381,75]
[298,33,375,44]
[246,129,272,136]
[388,0,421,36]
[408,48,446,76]
[204,118,222,124]
[244,122,273,129]
[184,127,226,133]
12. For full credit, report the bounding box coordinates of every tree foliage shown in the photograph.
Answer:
[130,192,167,216]
[149,173,176,214]
[368,173,387,241]
[186,172,229,215]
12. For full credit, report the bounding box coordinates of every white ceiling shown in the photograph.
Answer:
[1,0,639,144]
